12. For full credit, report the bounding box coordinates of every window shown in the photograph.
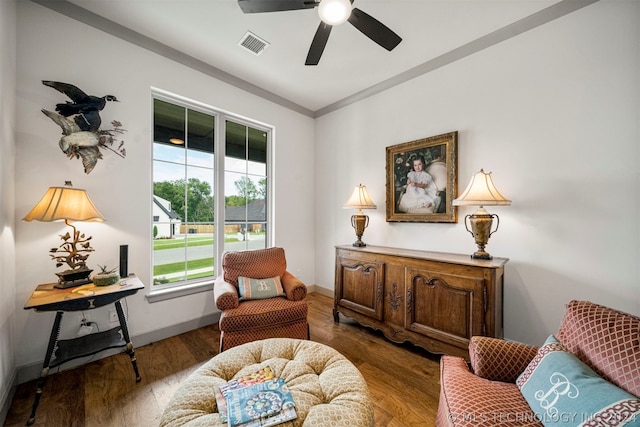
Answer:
[151,90,271,295]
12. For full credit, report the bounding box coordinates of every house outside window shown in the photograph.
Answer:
[151,90,271,295]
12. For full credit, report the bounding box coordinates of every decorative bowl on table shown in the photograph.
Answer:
[92,265,120,286]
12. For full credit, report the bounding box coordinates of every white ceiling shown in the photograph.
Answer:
[32,0,597,117]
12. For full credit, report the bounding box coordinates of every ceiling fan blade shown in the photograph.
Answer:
[238,0,318,13]
[305,22,332,66]
[347,7,402,51]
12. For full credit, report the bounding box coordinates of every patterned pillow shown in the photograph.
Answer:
[517,335,640,427]
[238,276,285,301]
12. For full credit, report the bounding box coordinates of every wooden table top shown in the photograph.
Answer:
[24,274,144,311]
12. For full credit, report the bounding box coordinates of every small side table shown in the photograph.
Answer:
[23,273,144,426]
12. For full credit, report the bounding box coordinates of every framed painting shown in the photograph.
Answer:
[386,131,458,223]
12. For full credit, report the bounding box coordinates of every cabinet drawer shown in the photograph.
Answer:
[405,267,486,348]
[335,256,384,321]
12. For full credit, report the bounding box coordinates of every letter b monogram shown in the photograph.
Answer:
[257,280,271,291]
[534,372,579,417]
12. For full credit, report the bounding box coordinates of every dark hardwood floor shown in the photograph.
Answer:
[4,292,441,427]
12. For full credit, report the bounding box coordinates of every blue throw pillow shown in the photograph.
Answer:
[237,276,285,301]
[517,335,640,426]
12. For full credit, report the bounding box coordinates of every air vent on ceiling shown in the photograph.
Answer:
[238,31,270,56]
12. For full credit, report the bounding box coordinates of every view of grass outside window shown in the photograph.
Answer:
[152,94,270,291]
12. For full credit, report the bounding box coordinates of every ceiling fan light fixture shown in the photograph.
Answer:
[318,0,352,25]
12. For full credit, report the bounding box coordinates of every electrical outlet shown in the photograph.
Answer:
[109,309,118,323]
[77,324,93,337]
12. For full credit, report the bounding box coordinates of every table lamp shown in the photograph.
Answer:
[344,184,377,247]
[23,181,105,288]
[452,169,511,259]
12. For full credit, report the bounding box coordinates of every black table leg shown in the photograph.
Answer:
[26,311,63,426]
[115,300,141,382]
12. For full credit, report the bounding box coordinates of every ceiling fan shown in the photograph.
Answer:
[237,0,402,65]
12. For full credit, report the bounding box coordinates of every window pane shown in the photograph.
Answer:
[224,221,266,252]
[187,108,214,162]
[225,171,248,217]
[154,159,185,183]
[154,99,186,163]
[251,222,267,251]
[225,121,246,161]
[185,232,214,280]
[186,166,214,223]
[248,126,267,172]
[154,142,185,164]
[187,147,214,169]
[152,176,187,285]
[225,156,247,174]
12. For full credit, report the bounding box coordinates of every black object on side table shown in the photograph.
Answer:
[23,274,144,426]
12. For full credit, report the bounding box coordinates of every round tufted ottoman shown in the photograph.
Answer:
[160,338,374,427]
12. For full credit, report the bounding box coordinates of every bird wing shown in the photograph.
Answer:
[77,146,102,174]
[73,110,102,132]
[41,109,81,135]
[42,81,89,103]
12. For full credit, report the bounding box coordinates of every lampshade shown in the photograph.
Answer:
[23,181,104,223]
[344,184,377,211]
[318,0,352,25]
[453,169,511,207]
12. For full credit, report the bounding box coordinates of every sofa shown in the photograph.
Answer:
[437,300,640,426]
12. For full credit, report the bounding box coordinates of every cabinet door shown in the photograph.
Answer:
[405,267,486,348]
[335,256,384,321]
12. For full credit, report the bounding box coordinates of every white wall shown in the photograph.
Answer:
[14,1,315,372]
[9,0,640,390]
[0,0,17,417]
[314,0,640,346]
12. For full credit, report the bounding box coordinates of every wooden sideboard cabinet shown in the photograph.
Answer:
[333,245,508,359]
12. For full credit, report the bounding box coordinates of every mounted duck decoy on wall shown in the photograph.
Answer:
[41,80,126,174]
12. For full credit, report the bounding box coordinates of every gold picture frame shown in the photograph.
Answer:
[386,131,458,223]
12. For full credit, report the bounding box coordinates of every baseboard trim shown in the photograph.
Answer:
[15,312,220,385]
[308,284,333,298]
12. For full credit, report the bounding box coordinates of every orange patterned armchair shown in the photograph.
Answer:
[213,247,309,352]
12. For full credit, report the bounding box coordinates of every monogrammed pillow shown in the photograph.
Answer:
[237,276,285,301]
[516,335,640,427]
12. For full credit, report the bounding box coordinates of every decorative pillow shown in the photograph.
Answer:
[238,276,285,301]
[517,335,640,427]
